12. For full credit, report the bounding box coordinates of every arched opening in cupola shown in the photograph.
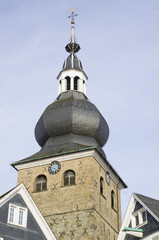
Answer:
[65,76,71,90]
[74,76,79,90]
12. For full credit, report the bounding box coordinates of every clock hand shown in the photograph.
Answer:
[52,166,58,170]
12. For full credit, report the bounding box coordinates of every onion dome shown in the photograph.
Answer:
[35,91,109,158]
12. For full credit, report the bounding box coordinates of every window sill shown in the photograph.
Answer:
[61,184,76,188]
[32,189,48,193]
[112,207,118,213]
[135,221,148,229]
[7,222,27,229]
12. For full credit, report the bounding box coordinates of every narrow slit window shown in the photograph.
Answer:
[111,190,115,209]
[100,177,104,195]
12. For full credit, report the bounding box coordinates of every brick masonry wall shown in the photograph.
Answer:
[17,154,121,240]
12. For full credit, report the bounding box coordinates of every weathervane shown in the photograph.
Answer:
[68,8,78,24]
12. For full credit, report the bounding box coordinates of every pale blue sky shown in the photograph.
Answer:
[0,0,159,217]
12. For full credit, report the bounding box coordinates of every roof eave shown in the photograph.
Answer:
[11,147,127,189]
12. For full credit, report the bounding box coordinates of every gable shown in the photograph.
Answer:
[135,194,159,219]
[133,201,142,212]
[0,193,47,239]
[0,183,56,240]
[118,193,159,240]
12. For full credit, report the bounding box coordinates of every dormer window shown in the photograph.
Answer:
[8,203,28,228]
[132,208,147,227]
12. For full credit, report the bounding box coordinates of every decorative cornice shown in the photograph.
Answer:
[13,149,127,190]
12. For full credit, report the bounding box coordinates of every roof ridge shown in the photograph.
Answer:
[134,193,159,222]
[134,193,159,203]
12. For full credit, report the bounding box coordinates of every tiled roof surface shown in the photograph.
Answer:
[135,193,159,219]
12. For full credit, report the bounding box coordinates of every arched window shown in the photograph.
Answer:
[111,190,115,209]
[74,76,79,90]
[36,175,47,192]
[64,170,75,186]
[65,76,71,90]
[100,177,104,195]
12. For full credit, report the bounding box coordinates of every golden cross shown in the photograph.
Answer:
[68,8,78,24]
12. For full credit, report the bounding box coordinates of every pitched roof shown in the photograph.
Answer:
[117,193,159,240]
[0,188,13,199]
[0,183,57,240]
[135,193,159,219]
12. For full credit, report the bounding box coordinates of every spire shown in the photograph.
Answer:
[57,9,88,96]
[65,9,80,53]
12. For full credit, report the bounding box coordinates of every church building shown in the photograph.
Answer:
[11,14,127,240]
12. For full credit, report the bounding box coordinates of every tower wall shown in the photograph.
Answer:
[17,151,122,239]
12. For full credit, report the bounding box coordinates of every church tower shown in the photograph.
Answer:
[12,14,127,240]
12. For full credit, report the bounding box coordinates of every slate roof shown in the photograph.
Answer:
[0,183,57,240]
[34,91,109,149]
[11,146,104,165]
[62,53,83,71]
[135,193,159,219]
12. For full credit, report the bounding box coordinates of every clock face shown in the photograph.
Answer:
[48,161,61,174]
[106,172,110,186]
